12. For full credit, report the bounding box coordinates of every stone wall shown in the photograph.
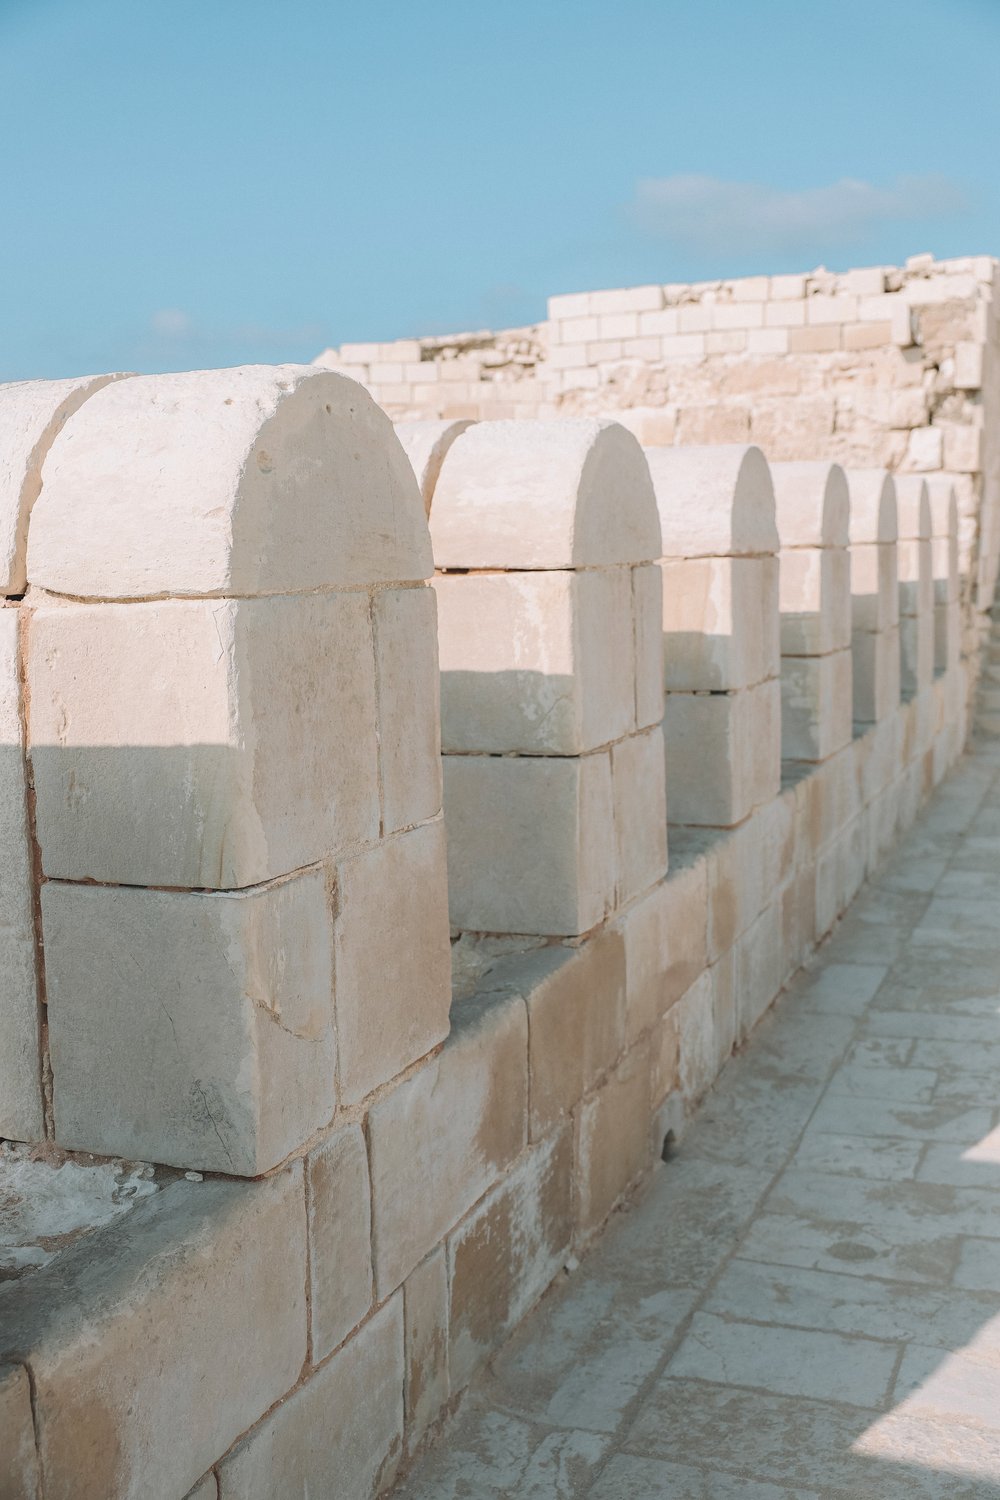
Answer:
[0,344,978,1499]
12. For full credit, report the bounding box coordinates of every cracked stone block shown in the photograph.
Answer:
[27,366,430,599]
[443,751,616,936]
[0,609,43,1141]
[44,870,335,1174]
[28,592,379,889]
[781,649,853,762]
[435,567,635,754]
[664,678,781,828]
[660,555,780,692]
[307,1124,374,1363]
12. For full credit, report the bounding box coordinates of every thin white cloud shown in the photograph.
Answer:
[629,174,966,257]
[150,308,194,337]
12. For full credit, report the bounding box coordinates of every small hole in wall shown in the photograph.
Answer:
[325,403,332,414]
[661,1130,677,1164]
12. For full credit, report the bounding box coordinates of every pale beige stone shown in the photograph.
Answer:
[28,593,379,889]
[442,751,615,936]
[448,1129,572,1390]
[0,1170,307,1500]
[374,585,443,833]
[770,461,849,549]
[394,418,475,513]
[0,1362,40,1499]
[28,366,431,597]
[660,555,780,691]
[849,540,899,634]
[664,679,781,828]
[619,863,708,1043]
[779,546,852,655]
[900,610,935,699]
[368,988,527,1295]
[307,1124,374,1362]
[183,1478,217,1500]
[522,931,625,1139]
[0,610,42,1141]
[404,1248,449,1450]
[612,727,668,904]
[334,820,451,1103]
[435,567,634,754]
[217,1298,403,1500]
[781,649,853,762]
[0,373,123,595]
[645,444,779,559]
[632,563,664,729]
[44,871,335,1175]
[675,969,716,1102]
[846,469,897,545]
[430,419,660,569]
[853,626,901,725]
[734,900,786,1038]
[576,1041,651,1236]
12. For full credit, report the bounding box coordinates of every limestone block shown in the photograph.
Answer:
[781,649,853,763]
[307,1124,374,1362]
[217,1297,403,1500]
[0,610,42,1142]
[435,568,634,755]
[711,949,738,1072]
[735,901,786,1039]
[333,820,451,1104]
[44,871,335,1175]
[404,1248,449,1451]
[928,477,959,605]
[28,366,431,598]
[644,444,778,559]
[374,585,443,834]
[770,461,849,550]
[29,594,379,889]
[576,1041,651,1238]
[367,988,527,1296]
[430,419,660,570]
[184,1477,218,1500]
[849,542,899,633]
[0,1362,40,1499]
[632,563,664,730]
[847,469,897,546]
[675,968,718,1102]
[664,678,781,828]
[853,626,901,726]
[938,598,961,675]
[442,752,615,936]
[612,727,668,905]
[900,610,935,699]
[619,862,708,1043]
[0,373,123,596]
[660,555,780,691]
[702,815,764,958]
[522,931,625,1140]
[0,1170,307,1500]
[779,546,852,655]
[394,417,475,513]
[448,1129,572,1391]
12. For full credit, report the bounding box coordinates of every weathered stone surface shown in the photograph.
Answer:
[576,1042,651,1236]
[632,563,664,729]
[29,593,380,889]
[619,863,708,1043]
[448,1130,573,1390]
[644,444,779,558]
[443,751,615,935]
[333,820,451,1103]
[0,373,122,595]
[307,1124,374,1362]
[217,1298,403,1500]
[522,931,625,1140]
[781,648,853,762]
[778,545,851,656]
[404,1248,449,1451]
[0,1170,307,1500]
[770,460,849,549]
[28,366,431,597]
[664,678,781,827]
[374,585,443,834]
[435,567,634,754]
[368,988,527,1295]
[0,1362,40,1500]
[853,624,901,725]
[44,872,335,1174]
[660,554,780,691]
[394,417,475,513]
[430,419,660,569]
[612,727,668,904]
[0,609,42,1142]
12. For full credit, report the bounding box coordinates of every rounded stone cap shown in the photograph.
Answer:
[394,418,475,516]
[430,418,661,569]
[894,475,932,543]
[926,475,958,542]
[770,461,849,550]
[643,444,779,559]
[0,373,125,595]
[28,365,431,599]
[846,469,897,545]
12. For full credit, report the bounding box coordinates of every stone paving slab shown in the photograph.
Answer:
[393,737,1000,1498]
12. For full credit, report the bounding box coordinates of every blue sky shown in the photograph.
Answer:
[1,0,998,380]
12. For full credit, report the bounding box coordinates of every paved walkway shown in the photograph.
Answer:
[397,732,1000,1499]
